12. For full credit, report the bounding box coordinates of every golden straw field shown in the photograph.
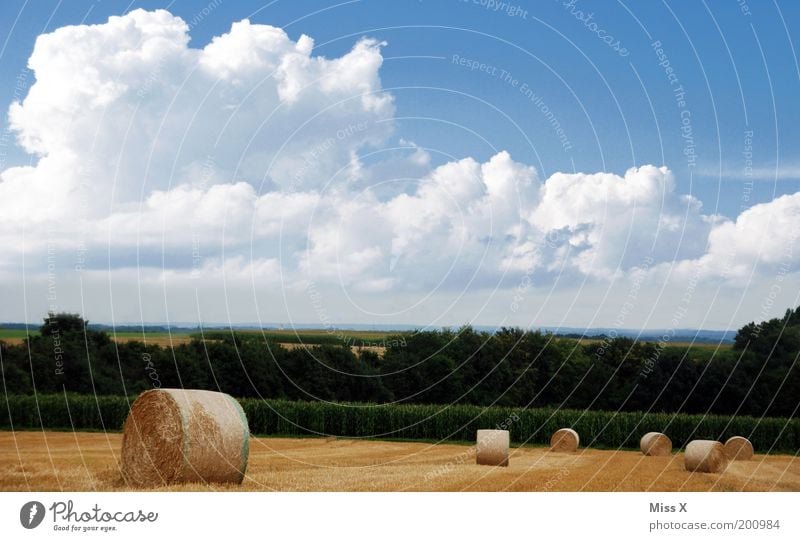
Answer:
[1,431,798,492]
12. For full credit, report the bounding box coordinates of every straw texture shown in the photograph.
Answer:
[724,436,754,461]
[550,428,579,452]
[476,429,510,466]
[640,432,672,456]
[121,389,250,487]
[684,440,728,473]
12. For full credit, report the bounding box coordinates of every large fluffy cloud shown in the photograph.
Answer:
[2,8,393,220]
[298,151,539,291]
[669,192,800,283]
[531,165,716,278]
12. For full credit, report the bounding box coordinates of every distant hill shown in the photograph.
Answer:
[546,328,735,344]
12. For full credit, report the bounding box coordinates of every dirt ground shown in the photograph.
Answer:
[1,431,797,492]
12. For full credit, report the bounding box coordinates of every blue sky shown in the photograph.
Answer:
[2,1,799,214]
[0,0,799,329]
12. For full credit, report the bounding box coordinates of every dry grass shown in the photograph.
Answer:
[256,329,396,340]
[111,335,194,347]
[1,431,798,492]
[574,338,730,350]
[278,342,387,356]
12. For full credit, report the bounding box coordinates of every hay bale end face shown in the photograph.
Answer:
[724,436,754,461]
[550,428,579,452]
[476,429,510,466]
[121,389,250,487]
[640,432,672,456]
[684,440,728,473]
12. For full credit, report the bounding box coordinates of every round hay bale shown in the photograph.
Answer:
[724,436,754,461]
[476,429,509,466]
[684,440,728,473]
[550,428,579,452]
[640,432,672,456]
[121,389,250,487]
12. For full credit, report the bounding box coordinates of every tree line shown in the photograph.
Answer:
[1,309,798,417]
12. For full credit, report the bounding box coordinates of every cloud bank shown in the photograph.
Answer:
[1,9,798,325]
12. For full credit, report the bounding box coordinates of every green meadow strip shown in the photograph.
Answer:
[2,394,797,452]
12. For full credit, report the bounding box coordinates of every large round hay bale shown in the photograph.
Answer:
[476,429,509,466]
[550,428,579,452]
[121,389,250,487]
[640,432,672,456]
[724,436,754,461]
[684,440,728,473]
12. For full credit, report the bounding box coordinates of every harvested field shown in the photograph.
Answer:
[0,331,383,353]
[1,431,798,492]
[110,335,193,347]
[0,330,195,347]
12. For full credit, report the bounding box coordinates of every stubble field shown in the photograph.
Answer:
[1,431,797,492]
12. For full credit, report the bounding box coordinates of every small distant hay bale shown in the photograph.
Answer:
[640,432,672,456]
[684,440,728,473]
[550,428,579,452]
[121,389,250,487]
[724,436,754,461]
[476,429,509,466]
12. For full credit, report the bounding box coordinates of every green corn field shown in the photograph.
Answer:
[2,393,798,452]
